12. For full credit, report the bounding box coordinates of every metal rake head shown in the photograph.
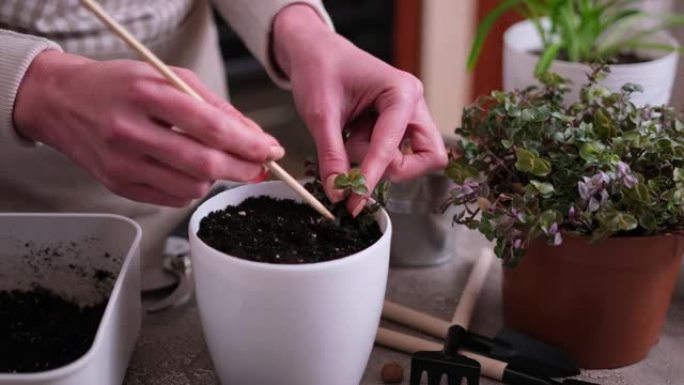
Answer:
[410,324,481,385]
[410,350,480,385]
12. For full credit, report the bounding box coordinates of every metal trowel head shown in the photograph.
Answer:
[493,327,580,377]
[462,327,580,378]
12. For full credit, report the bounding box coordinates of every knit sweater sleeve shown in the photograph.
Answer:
[0,29,62,146]
[211,0,334,89]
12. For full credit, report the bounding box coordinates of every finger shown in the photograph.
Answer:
[101,153,211,201]
[133,77,284,162]
[344,116,374,164]
[303,103,349,203]
[172,68,264,134]
[347,92,415,216]
[115,183,192,208]
[111,116,267,183]
[131,157,213,200]
[385,100,448,181]
[247,165,270,184]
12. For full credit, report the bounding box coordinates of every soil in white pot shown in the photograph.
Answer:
[532,50,650,65]
[197,195,382,264]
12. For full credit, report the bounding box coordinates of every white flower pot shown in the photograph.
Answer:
[189,181,391,385]
[503,19,680,106]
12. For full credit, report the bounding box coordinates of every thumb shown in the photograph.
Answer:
[306,112,349,203]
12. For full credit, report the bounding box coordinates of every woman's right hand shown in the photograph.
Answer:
[13,50,284,207]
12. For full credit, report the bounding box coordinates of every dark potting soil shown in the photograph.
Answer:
[197,196,382,264]
[0,287,108,373]
[531,50,649,65]
[608,51,650,65]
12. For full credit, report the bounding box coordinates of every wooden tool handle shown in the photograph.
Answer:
[80,0,335,221]
[382,248,495,336]
[451,247,495,328]
[376,327,507,380]
[382,300,451,339]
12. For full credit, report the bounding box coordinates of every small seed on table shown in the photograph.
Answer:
[381,361,404,384]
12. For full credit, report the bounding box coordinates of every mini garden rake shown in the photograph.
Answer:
[376,327,481,385]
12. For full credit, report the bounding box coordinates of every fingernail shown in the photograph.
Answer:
[248,166,269,184]
[326,174,345,203]
[351,199,367,218]
[269,145,285,160]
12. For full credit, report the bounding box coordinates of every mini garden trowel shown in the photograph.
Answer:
[382,247,579,379]
[461,326,580,379]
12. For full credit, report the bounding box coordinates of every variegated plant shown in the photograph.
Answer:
[447,66,684,265]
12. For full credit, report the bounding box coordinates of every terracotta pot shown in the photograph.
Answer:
[502,233,683,369]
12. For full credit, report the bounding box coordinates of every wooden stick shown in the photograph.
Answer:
[265,161,334,221]
[451,247,495,328]
[379,250,499,381]
[382,300,451,339]
[80,0,335,221]
[381,247,495,337]
[375,327,508,381]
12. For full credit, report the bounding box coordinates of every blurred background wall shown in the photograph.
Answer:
[637,0,683,109]
[420,0,474,141]
[672,0,684,110]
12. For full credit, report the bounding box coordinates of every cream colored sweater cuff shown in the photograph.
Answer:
[211,0,334,89]
[0,30,62,146]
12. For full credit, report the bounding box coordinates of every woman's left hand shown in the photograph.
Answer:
[274,4,448,216]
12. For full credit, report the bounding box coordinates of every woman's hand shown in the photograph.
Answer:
[13,50,284,207]
[274,5,448,216]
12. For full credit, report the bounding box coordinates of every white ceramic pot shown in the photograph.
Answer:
[189,181,392,385]
[503,19,680,106]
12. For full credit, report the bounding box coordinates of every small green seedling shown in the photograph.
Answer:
[334,168,369,196]
[303,160,387,228]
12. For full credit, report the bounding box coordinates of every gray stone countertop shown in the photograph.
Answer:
[124,226,684,385]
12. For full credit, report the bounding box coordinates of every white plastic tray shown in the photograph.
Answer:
[0,214,141,385]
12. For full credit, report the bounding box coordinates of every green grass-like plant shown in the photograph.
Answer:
[447,66,684,265]
[468,0,684,76]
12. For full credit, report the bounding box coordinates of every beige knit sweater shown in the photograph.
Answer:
[1,0,333,144]
[0,0,332,282]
